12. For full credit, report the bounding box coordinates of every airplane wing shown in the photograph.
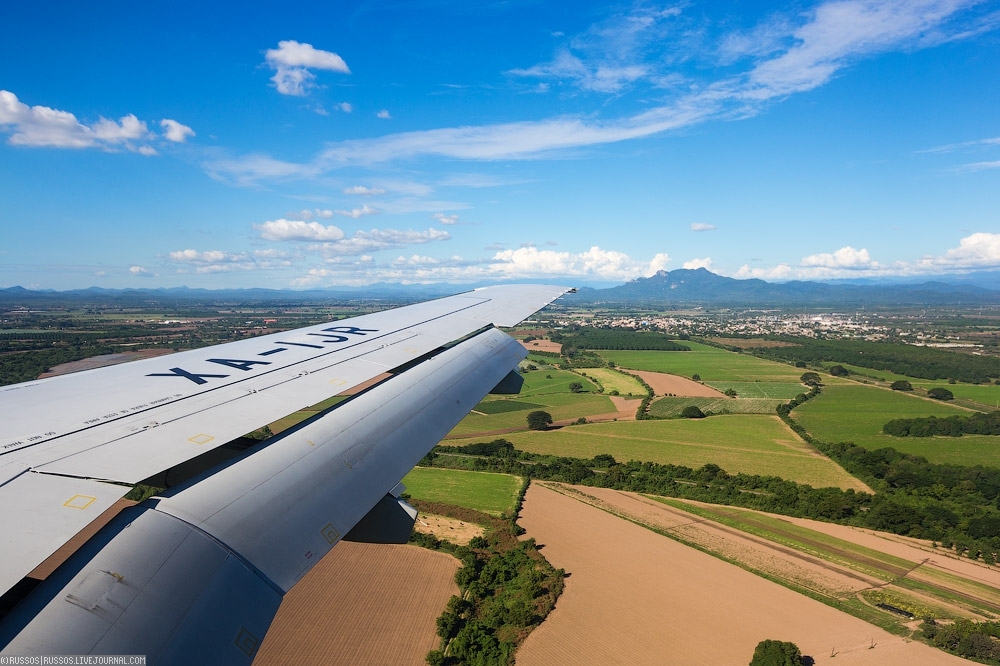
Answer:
[0,283,570,662]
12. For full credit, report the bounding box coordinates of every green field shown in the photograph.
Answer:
[449,416,867,490]
[792,384,1000,466]
[704,381,807,399]
[599,342,805,382]
[576,368,647,396]
[832,363,1000,409]
[648,396,784,417]
[518,369,600,396]
[451,392,615,435]
[402,467,522,516]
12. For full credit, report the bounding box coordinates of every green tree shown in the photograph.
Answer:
[749,639,803,666]
[828,364,849,377]
[568,381,584,393]
[680,405,705,419]
[800,372,822,386]
[928,387,954,400]
[724,388,738,397]
[527,410,553,430]
[890,380,913,391]
[691,373,701,381]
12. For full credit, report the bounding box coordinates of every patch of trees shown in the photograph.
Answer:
[0,344,115,386]
[890,380,912,391]
[680,405,706,419]
[526,411,553,430]
[414,491,564,666]
[754,337,1000,384]
[800,372,822,386]
[883,411,1000,437]
[558,327,690,351]
[749,640,806,666]
[922,619,1000,663]
[927,387,954,401]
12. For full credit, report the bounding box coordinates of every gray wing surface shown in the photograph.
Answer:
[0,284,569,662]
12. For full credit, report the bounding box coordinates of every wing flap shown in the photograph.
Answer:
[0,472,128,596]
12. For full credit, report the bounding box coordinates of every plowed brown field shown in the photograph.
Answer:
[630,370,727,397]
[515,484,967,666]
[521,340,562,353]
[254,542,458,666]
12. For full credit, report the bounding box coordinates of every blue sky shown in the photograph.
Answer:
[2,0,999,290]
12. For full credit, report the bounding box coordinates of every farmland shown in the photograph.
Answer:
[448,417,868,491]
[791,384,1000,466]
[401,467,523,516]
[648,396,785,416]
[516,483,967,666]
[574,367,647,396]
[598,341,806,382]
[255,542,458,666]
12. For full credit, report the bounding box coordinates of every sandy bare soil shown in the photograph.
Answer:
[520,340,562,354]
[255,542,458,666]
[630,369,727,397]
[39,349,174,377]
[515,483,967,666]
[414,512,485,546]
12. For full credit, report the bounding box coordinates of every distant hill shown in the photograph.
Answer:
[3,269,1000,307]
[566,268,1000,306]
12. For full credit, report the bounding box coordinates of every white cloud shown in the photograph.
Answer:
[919,232,1000,269]
[265,40,351,96]
[377,109,391,119]
[433,213,459,225]
[488,246,664,280]
[690,222,716,231]
[129,265,154,277]
[683,257,713,270]
[919,136,1000,153]
[285,208,335,221]
[508,5,682,93]
[92,114,148,142]
[256,219,346,242]
[161,119,195,143]
[338,102,353,113]
[138,145,158,156]
[312,228,451,256]
[801,246,878,269]
[951,160,1000,173]
[335,204,379,218]
[167,248,290,274]
[207,1,982,184]
[735,263,794,279]
[0,90,155,150]
[343,185,387,195]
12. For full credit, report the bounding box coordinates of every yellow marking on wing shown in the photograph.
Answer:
[189,434,214,445]
[64,495,97,510]
[320,523,340,544]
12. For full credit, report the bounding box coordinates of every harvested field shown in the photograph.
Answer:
[39,349,174,377]
[516,484,966,666]
[629,369,726,397]
[255,542,458,666]
[413,512,485,546]
[521,339,562,353]
[576,368,647,396]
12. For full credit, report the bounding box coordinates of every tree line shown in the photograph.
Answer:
[552,326,690,351]
[754,337,1000,383]
[883,411,1000,437]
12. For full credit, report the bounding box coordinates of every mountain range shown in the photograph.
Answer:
[4,269,1000,307]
